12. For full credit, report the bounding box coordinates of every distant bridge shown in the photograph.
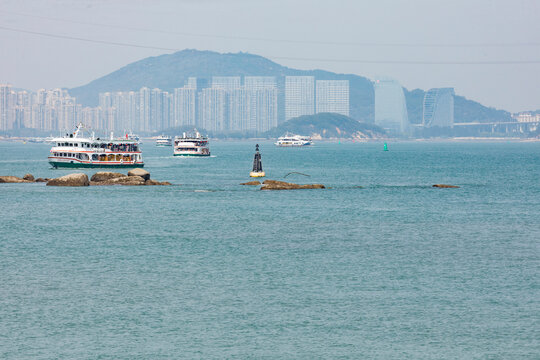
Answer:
[453,121,539,133]
[412,121,539,134]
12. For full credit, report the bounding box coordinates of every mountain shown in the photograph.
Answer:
[69,49,511,124]
[265,113,386,139]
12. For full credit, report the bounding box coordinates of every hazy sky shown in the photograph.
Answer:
[1,0,539,112]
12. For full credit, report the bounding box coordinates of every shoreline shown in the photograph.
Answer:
[2,137,540,143]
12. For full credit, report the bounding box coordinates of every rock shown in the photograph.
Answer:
[90,171,125,182]
[432,184,460,188]
[240,181,261,185]
[35,178,49,183]
[46,173,89,187]
[260,180,325,190]
[145,179,171,186]
[91,175,145,186]
[22,174,35,182]
[128,168,150,181]
[0,176,31,183]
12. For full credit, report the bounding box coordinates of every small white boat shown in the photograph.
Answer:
[127,132,141,143]
[156,135,172,146]
[174,129,210,156]
[275,133,313,147]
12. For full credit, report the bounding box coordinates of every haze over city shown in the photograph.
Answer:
[1,0,539,113]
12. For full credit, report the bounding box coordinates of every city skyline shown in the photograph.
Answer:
[1,1,539,112]
[0,75,350,133]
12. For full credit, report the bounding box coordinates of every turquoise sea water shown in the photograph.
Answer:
[0,140,539,358]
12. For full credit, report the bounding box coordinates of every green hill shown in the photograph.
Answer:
[265,113,386,139]
[69,49,512,124]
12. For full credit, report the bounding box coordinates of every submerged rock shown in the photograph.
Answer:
[240,181,261,185]
[91,175,146,186]
[0,176,31,183]
[46,173,89,187]
[90,172,125,182]
[128,168,150,181]
[261,180,325,190]
[35,178,49,183]
[145,179,171,186]
[432,184,460,188]
[22,174,35,182]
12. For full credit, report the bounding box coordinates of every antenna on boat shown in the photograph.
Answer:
[250,144,265,178]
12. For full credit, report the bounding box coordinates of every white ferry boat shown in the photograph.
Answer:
[275,133,313,147]
[48,124,144,169]
[174,130,210,156]
[156,134,172,146]
[127,132,141,143]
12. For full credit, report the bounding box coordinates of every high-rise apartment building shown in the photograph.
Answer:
[199,88,227,132]
[316,80,349,116]
[285,76,315,121]
[212,76,241,90]
[228,88,251,131]
[250,88,278,132]
[245,76,277,90]
[173,87,196,127]
[374,78,409,134]
[245,77,278,132]
[0,84,13,131]
[139,87,150,132]
[423,88,455,127]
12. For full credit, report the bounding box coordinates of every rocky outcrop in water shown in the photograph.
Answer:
[46,173,90,187]
[260,180,325,190]
[91,175,145,186]
[128,168,150,181]
[240,181,261,185]
[145,179,171,186]
[432,184,460,188]
[89,170,171,186]
[0,176,32,183]
[2,170,170,186]
[90,172,125,182]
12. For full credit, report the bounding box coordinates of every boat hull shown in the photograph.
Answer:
[173,153,210,157]
[49,161,144,169]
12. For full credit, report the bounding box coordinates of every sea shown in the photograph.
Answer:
[0,140,539,359]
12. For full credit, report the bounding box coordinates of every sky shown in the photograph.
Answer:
[1,0,539,112]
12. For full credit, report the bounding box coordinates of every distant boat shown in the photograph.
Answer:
[156,134,172,146]
[275,133,313,147]
[127,132,141,143]
[173,129,210,156]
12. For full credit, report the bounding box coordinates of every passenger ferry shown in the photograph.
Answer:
[156,134,172,146]
[174,130,210,156]
[48,124,144,168]
[127,132,141,143]
[275,133,313,147]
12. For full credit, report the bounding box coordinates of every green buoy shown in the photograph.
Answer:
[383,143,388,151]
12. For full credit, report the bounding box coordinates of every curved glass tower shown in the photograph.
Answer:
[374,78,409,134]
[423,88,455,127]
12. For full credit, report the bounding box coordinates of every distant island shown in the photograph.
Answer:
[265,113,386,140]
